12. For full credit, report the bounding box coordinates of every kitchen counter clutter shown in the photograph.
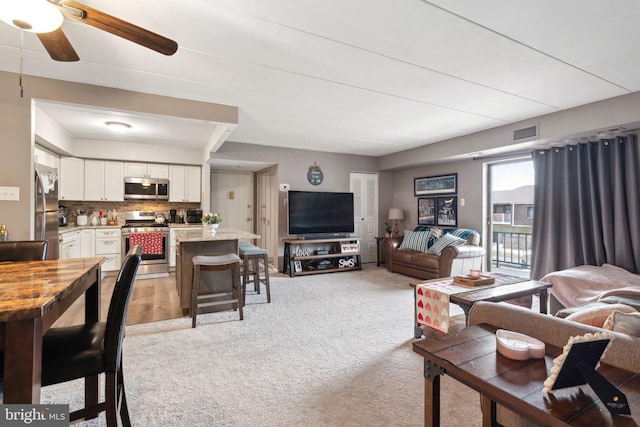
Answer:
[59,223,203,231]
[60,225,121,231]
[174,228,260,312]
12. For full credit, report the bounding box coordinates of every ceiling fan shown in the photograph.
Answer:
[0,0,178,62]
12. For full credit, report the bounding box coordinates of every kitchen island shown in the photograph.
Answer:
[174,228,260,313]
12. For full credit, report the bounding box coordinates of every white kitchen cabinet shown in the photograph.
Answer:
[85,160,124,201]
[169,165,201,202]
[59,229,80,259]
[95,228,122,272]
[60,157,85,200]
[124,162,169,179]
[169,226,200,269]
[34,145,60,170]
[80,229,96,257]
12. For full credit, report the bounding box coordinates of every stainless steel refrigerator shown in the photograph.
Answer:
[35,163,59,259]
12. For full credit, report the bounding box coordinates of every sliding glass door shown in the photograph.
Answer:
[487,159,534,278]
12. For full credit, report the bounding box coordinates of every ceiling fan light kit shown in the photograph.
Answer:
[0,0,63,33]
[0,0,178,62]
[105,121,132,133]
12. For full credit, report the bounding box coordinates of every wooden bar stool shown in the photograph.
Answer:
[191,254,242,328]
[239,245,271,305]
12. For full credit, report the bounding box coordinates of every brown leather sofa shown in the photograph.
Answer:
[382,227,484,280]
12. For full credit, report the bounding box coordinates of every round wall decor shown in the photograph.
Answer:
[307,162,323,185]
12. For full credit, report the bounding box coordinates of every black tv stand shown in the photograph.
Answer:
[301,233,347,240]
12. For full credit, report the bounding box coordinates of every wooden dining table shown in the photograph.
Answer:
[0,257,104,404]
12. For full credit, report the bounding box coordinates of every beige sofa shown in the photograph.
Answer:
[383,226,484,280]
[468,301,640,426]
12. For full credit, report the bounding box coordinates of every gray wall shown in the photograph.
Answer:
[214,142,381,240]
[0,71,237,241]
[388,159,484,235]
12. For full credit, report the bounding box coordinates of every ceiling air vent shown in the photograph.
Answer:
[513,124,538,142]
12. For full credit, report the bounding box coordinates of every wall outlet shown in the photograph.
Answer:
[0,186,19,201]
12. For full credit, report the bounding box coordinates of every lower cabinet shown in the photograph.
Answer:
[59,230,80,259]
[95,228,121,272]
[169,226,201,269]
[59,227,121,272]
[80,229,95,257]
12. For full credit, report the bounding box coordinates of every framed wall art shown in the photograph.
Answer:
[414,173,457,196]
[417,197,436,225]
[436,196,458,227]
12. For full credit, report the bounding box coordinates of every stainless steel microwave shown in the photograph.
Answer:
[124,177,169,200]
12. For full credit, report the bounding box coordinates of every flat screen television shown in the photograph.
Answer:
[288,191,355,238]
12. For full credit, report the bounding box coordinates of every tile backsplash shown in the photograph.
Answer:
[59,201,201,225]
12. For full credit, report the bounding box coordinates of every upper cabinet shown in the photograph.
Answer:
[85,160,124,201]
[169,165,201,202]
[60,157,85,200]
[34,145,60,170]
[124,162,169,179]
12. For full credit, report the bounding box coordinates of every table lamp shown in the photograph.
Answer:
[388,208,404,236]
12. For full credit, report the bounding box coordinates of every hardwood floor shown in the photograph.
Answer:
[53,272,185,327]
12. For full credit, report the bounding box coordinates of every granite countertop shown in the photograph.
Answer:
[59,225,121,232]
[174,228,260,243]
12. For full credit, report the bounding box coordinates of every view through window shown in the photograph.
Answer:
[489,160,534,278]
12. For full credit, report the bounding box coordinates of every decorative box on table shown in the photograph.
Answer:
[415,279,473,333]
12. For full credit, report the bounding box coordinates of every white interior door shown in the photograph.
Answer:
[256,167,278,263]
[350,172,378,264]
[210,171,253,233]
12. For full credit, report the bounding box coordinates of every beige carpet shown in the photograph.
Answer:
[41,264,482,426]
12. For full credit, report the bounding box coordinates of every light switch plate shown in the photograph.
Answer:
[0,186,19,201]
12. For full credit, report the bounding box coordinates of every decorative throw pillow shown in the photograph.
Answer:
[564,303,637,328]
[398,230,430,252]
[426,233,466,256]
[603,310,640,337]
[426,227,443,248]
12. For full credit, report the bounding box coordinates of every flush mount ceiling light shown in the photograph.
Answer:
[105,121,132,133]
[0,0,63,33]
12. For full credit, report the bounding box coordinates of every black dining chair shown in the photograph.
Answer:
[41,245,142,427]
[0,240,48,261]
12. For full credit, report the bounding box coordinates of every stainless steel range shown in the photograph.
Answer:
[121,211,169,275]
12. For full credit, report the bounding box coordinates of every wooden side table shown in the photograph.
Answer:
[375,236,386,267]
[413,324,640,426]
[410,274,551,338]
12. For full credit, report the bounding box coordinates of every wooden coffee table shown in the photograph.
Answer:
[411,274,552,337]
[412,324,640,426]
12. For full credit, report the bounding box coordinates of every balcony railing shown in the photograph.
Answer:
[491,231,532,270]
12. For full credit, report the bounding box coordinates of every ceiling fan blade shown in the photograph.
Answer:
[59,1,178,56]
[37,28,80,62]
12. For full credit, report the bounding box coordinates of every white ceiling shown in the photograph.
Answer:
[2,0,640,163]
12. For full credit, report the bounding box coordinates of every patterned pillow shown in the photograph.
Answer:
[426,233,466,255]
[398,230,430,252]
[442,228,478,242]
[412,227,443,247]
